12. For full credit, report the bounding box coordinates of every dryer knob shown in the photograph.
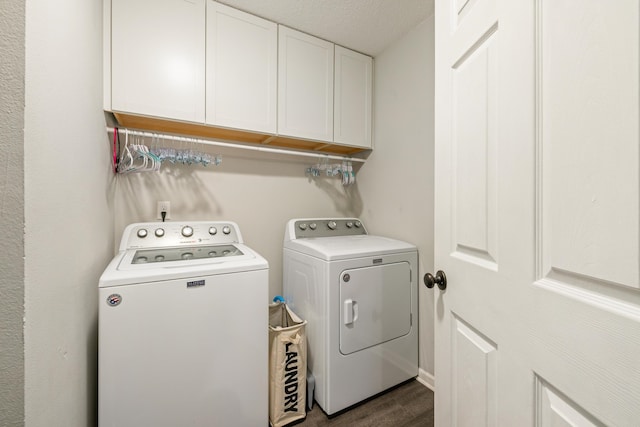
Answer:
[209,227,217,235]
[346,221,354,228]
[354,221,362,228]
[328,221,337,230]
[181,226,194,237]
[155,228,165,237]
[309,223,317,230]
[298,223,308,231]
[137,229,148,238]
[222,226,231,235]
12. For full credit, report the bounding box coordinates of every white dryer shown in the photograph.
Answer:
[99,221,268,427]
[283,218,418,415]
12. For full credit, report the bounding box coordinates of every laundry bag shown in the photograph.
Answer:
[269,302,307,427]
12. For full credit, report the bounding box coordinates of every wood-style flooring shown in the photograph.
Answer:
[296,379,434,427]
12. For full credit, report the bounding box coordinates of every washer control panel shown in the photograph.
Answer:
[120,221,242,250]
[291,218,367,239]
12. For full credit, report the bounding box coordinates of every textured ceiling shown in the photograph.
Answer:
[216,0,434,56]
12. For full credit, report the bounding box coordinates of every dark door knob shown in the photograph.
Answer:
[424,270,447,290]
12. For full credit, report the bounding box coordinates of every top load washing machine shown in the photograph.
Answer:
[283,218,418,415]
[99,221,268,427]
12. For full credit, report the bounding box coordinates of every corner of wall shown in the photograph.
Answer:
[0,0,26,425]
[360,13,436,379]
[23,0,115,425]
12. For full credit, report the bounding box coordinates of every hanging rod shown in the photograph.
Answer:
[106,127,366,163]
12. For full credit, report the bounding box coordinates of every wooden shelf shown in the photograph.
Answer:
[112,112,369,156]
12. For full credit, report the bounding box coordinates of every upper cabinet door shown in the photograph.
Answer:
[111,0,205,123]
[334,46,372,149]
[206,1,277,134]
[278,26,334,142]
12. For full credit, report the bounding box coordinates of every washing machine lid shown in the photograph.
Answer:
[284,235,416,261]
[121,244,245,267]
[99,243,268,287]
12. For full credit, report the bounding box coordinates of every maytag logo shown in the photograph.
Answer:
[187,279,205,288]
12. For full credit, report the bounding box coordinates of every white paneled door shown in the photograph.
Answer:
[434,0,640,426]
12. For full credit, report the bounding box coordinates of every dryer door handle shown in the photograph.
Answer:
[344,299,358,325]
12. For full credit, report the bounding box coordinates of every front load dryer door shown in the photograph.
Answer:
[339,262,412,355]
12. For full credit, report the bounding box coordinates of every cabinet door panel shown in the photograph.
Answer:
[111,0,205,122]
[334,46,372,148]
[206,1,277,133]
[278,26,334,142]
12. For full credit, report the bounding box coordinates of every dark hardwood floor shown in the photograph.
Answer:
[296,379,434,427]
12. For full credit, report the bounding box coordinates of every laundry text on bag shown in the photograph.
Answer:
[283,342,299,413]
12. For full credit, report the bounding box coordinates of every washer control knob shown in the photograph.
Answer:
[181,226,194,237]
[299,223,308,231]
[346,221,353,228]
[222,226,231,235]
[137,229,148,238]
[327,221,337,230]
[155,228,165,237]
[309,223,317,230]
[354,221,362,228]
[209,227,217,236]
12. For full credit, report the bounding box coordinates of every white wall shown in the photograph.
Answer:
[114,148,364,298]
[0,1,25,425]
[359,16,435,379]
[24,0,114,425]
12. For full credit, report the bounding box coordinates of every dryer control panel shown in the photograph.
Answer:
[287,218,368,240]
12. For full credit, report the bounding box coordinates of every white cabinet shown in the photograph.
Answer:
[334,46,373,149]
[106,1,372,153]
[206,2,277,133]
[110,0,205,123]
[278,26,334,142]
[278,26,373,148]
